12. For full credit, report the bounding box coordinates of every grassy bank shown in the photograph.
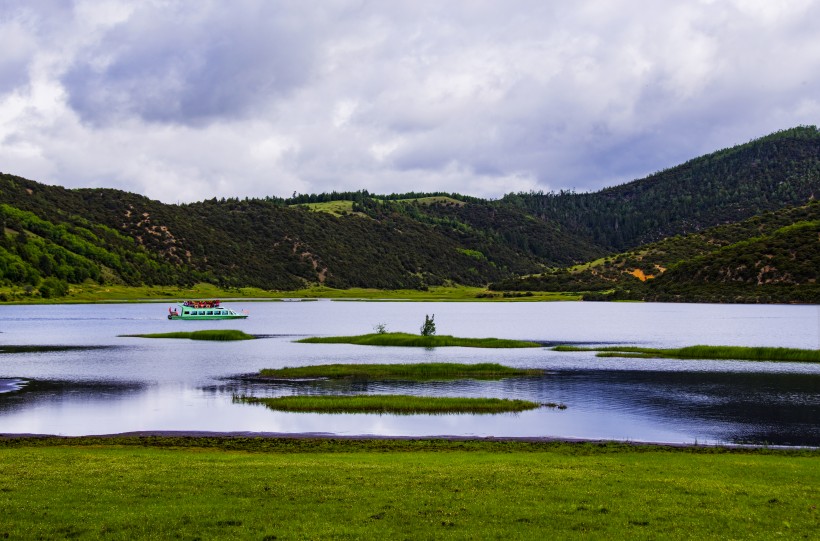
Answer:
[0,282,578,304]
[298,332,542,348]
[258,362,541,380]
[122,330,255,341]
[235,395,544,414]
[0,437,817,539]
[554,344,820,363]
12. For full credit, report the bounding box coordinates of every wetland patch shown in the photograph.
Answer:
[554,344,820,363]
[297,332,542,348]
[234,394,545,414]
[257,363,542,381]
[121,330,255,341]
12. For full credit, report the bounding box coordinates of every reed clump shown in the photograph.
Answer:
[297,332,541,348]
[122,330,255,341]
[258,362,541,380]
[234,394,542,414]
[554,344,820,362]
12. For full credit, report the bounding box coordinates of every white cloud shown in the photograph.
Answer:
[0,0,818,202]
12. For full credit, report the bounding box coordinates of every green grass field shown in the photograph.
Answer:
[258,362,541,380]
[0,282,579,304]
[554,344,820,363]
[297,332,542,348]
[235,395,543,414]
[0,437,817,539]
[122,330,255,341]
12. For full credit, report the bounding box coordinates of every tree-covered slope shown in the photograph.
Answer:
[0,202,203,294]
[491,201,820,303]
[503,126,820,250]
[1,174,590,292]
[644,218,820,303]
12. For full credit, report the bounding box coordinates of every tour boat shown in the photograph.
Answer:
[167,300,248,320]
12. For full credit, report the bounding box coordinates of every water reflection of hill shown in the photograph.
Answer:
[0,379,146,414]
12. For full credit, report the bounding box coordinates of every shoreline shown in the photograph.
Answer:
[0,283,581,305]
[2,431,817,451]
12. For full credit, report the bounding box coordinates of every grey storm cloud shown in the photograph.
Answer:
[0,0,71,93]
[1,0,819,202]
[61,1,320,124]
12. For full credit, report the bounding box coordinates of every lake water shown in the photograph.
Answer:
[1,301,819,446]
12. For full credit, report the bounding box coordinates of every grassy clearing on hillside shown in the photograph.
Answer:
[395,196,466,206]
[291,200,368,217]
[553,344,820,362]
[258,362,541,380]
[122,330,255,341]
[297,332,542,348]
[235,395,543,414]
[0,437,817,539]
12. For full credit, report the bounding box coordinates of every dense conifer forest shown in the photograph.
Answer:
[1,126,818,302]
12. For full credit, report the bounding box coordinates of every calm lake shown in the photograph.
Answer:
[1,301,819,446]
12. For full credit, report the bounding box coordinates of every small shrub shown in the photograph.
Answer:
[420,314,436,336]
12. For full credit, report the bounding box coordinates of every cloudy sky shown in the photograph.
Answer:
[1,0,819,203]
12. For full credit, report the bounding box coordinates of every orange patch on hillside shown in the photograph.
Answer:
[630,269,655,282]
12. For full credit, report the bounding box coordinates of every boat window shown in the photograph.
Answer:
[207,311,213,315]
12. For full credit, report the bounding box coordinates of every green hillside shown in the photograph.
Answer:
[0,202,202,298]
[645,218,820,303]
[0,175,586,295]
[492,201,820,303]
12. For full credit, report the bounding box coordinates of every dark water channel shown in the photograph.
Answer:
[1,301,819,445]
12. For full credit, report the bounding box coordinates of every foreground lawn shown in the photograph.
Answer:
[235,394,544,414]
[258,362,541,380]
[121,330,255,341]
[0,438,817,539]
[298,332,542,348]
[554,344,820,363]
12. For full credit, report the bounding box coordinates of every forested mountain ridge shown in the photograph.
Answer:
[0,173,587,292]
[501,126,820,250]
[0,125,818,300]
